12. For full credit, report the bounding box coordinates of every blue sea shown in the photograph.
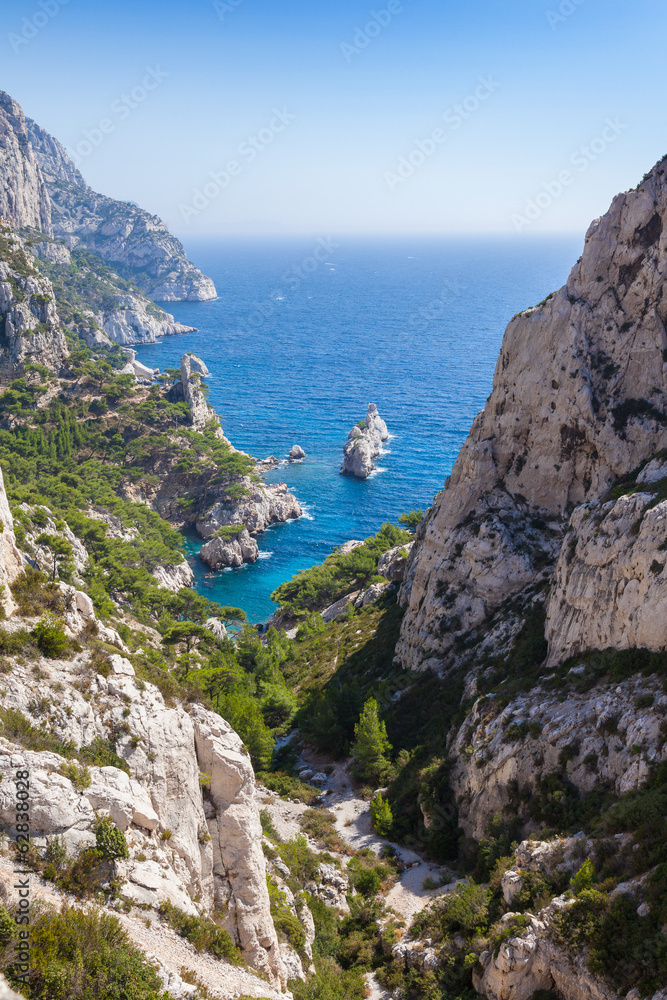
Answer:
[135,236,582,624]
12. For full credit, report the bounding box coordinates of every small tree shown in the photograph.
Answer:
[94,815,129,860]
[351,698,392,786]
[399,510,424,530]
[162,621,211,678]
[370,791,394,836]
[36,533,73,581]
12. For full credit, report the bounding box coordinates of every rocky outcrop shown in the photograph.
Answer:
[378,541,414,582]
[0,467,24,616]
[191,707,287,985]
[199,527,259,570]
[102,296,194,347]
[448,671,666,840]
[545,489,667,666]
[0,225,68,370]
[197,481,303,539]
[151,559,195,592]
[473,897,620,1000]
[289,445,306,461]
[178,353,223,434]
[341,404,389,479]
[397,156,667,673]
[0,92,51,234]
[0,647,286,987]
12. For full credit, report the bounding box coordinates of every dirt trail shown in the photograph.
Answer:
[284,747,455,924]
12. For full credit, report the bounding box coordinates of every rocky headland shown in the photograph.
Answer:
[341,403,389,479]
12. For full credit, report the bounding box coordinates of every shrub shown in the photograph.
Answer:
[158,900,243,964]
[10,904,170,999]
[59,762,92,790]
[570,859,595,895]
[94,815,129,860]
[32,612,68,658]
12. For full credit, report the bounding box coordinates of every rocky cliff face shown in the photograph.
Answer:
[199,527,259,570]
[0,224,68,370]
[397,156,667,673]
[545,463,667,665]
[0,90,216,303]
[0,642,287,987]
[0,93,51,235]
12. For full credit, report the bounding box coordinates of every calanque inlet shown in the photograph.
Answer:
[0,87,665,1000]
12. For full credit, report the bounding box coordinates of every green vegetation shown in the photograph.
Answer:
[157,900,244,964]
[351,698,392,786]
[271,522,412,616]
[4,904,170,1000]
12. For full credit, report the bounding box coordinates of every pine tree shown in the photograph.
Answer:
[370,791,393,836]
[351,698,392,786]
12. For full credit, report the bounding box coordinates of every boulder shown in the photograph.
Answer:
[377,541,414,582]
[289,445,306,460]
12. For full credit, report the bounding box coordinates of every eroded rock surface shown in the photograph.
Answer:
[398,156,667,673]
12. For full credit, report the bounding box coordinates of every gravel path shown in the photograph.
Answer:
[285,747,454,924]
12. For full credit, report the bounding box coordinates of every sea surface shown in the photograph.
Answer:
[135,235,582,624]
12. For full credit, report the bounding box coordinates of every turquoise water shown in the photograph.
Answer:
[135,235,582,623]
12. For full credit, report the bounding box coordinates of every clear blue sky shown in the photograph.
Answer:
[3,0,666,237]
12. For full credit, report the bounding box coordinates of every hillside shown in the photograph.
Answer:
[0,102,666,1000]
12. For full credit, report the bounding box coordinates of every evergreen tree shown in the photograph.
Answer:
[351,698,392,786]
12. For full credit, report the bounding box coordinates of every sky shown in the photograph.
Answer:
[2,0,667,237]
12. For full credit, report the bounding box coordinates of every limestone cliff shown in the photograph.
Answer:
[398,156,667,673]
[0,90,216,303]
[0,93,51,234]
[0,633,287,987]
[0,223,68,370]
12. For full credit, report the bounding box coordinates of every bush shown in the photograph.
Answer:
[9,904,170,999]
[32,612,68,658]
[157,900,243,964]
[94,815,129,860]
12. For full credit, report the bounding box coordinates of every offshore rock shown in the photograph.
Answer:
[289,444,306,460]
[341,403,389,479]
[199,527,260,570]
